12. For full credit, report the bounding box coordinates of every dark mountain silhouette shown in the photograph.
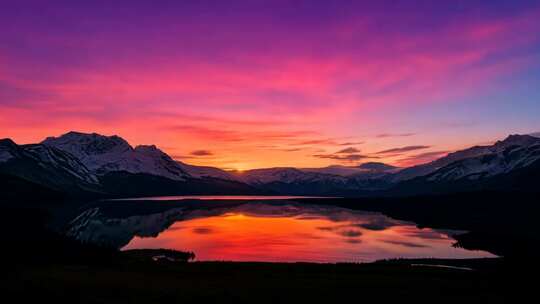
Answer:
[1,132,539,199]
[390,134,540,182]
[1,134,260,200]
[358,162,398,171]
[390,135,540,195]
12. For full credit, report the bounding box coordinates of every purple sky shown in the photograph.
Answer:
[1,0,540,169]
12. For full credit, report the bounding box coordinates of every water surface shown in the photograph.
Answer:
[109,195,334,201]
[69,201,495,263]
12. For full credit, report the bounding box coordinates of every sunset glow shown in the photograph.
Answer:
[123,208,494,262]
[2,1,539,169]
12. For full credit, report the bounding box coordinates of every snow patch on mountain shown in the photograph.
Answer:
[427,140,540,181]
[392,134,540,182]
[302,163,398,179]
[23,144,99,184]
[177,162,240,181]
[301,165,367,176]
[239,167,348,185]
[0,138,102,190]
[43,132,190,181]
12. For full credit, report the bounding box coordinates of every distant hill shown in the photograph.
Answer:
[390,134,540,195]
[1,132,539,199]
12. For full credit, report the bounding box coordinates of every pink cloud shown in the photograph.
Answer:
[395,151,450,167]
[1,5,539,169]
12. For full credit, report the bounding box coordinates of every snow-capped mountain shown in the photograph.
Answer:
[301,162,398,177]
[236,163,398,194]
[236,167,367,195]
[425,135,540,181]
[237,134,540,194]
[176,163,240,181]
[2,131,540,198]
[42,131,239,182]
[388,134,540,195]
[43,132,190,181]
[203,134,540,195]
[348,162,399,181]
[239,167,348,184]
[301,165,369,177]
[0,138,100,193]
[391,134,540,182]
[22,144,100,184]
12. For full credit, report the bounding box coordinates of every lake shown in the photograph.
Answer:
[108,195,335,201]
[68,198,496,263]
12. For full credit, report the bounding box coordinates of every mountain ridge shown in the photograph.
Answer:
[0,138,103,196]
[2,131,539,199]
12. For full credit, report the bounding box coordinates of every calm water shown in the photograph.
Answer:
[109,195,334,201]
[69,201,496,263]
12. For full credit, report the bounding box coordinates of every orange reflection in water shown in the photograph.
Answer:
[123,212,495,263]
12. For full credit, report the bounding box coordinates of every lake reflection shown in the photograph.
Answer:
[69,202,495,263]
[109,195,333,201]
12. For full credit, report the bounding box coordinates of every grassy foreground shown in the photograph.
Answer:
[6,257,507,304]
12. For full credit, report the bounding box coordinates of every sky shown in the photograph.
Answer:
[1,0,540,170]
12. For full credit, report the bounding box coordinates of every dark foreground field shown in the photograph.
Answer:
[3,191,537,303]
[5,257,508,304]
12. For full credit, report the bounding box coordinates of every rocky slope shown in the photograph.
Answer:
[2,132,539,198]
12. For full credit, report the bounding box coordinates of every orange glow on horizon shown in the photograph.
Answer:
[2,3,539,170]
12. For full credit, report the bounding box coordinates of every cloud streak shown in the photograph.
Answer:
[313,154,372,162]
[1,2,539,169]
[375,133,416,138]
[336,147,361,154]
[191,150,213,156]
[376,145,431,155]
[339,141,364,146]
[396,151,450,167]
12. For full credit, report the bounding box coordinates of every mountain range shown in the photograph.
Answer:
[1,131,539,199]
